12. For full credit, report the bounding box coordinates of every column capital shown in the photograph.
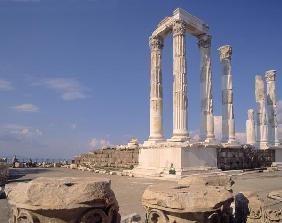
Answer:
[247,109,255,120]
[172,19,186,36]
[149,36,164,50]
[198,34,211,48]
[218,45,232,62]
[265,70,276,82]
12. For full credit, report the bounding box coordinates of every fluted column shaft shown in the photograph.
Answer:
[171,20,189,141]
[218,45,236,143]
[148,36,164,141]
[255,75,268,149]
[265,70,279,146]
[198,35,215,142]
[246,109,256,145]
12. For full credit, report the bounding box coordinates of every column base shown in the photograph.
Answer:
[144,136,165,146]
[169,134,190,142]
[204,137,216,144]
[257,142,269,150]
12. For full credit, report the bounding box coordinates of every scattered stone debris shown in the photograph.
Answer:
[5,177,120,223]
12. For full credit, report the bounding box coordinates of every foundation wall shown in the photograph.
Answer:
[217,147,275,170]
[76,148,139,169]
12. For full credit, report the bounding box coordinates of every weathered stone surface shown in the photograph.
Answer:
[6,177,120,223]
[217,146,275,170]
[268,190,282,202]
[121,213,141,223]
[142,175,234,222]
[235,192,282,223]
[77,146,139,170]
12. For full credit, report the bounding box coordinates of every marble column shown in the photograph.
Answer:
[198,34,215,143]
[218,45,236,144]
[171,20,189,141]
[148,36,164,142]
[246,109,256,145]
[265,70,280,146]
[255,75,268,149]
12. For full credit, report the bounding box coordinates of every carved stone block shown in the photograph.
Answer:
[142,175,234,223]
[6,177,120,223]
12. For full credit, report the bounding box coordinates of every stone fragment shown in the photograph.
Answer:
[6,177,120,223]
[121,213,141,223]
[142,174,234,223]
[235,191,282,223]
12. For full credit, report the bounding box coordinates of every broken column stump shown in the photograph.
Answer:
[142,175,234,223]
[5,177,120,223]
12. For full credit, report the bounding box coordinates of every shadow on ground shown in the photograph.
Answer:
[8,168,51,183]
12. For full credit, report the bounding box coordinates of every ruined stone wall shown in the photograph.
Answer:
[217,147,275,170]
[77,148,139,169]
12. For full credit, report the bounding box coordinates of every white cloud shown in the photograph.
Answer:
[0,79,13,91]
[0,124,42,142]
[12,104,39,112]
[34,78,88,101]
[190,129,200,142]
[89,138,111,149]
[213,115,246,144]
[235,132,246,144]
[70,123,77,130]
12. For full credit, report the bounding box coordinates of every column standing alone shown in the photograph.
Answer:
[148,36,164,142]
[218,45,236,144]
[265,70,280,146]
[198,34,215,142]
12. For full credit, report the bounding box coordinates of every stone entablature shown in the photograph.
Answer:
[152,8,209,38]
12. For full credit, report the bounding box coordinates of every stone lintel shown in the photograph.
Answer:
[173,8,209,35]
[152,8,209,38]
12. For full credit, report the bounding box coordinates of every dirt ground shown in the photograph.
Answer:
[1,168,282,222]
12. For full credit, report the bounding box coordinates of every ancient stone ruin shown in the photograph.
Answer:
[142,175,234,223]
[5,177,120,223]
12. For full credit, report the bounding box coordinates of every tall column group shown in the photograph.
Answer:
[198,35,215,142]
[171,20,189,141]
[218,45,236,144]
[148,36,164,142]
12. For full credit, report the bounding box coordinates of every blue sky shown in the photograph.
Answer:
[0,0,281,159]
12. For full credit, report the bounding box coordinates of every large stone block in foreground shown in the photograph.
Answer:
[142,175,234,223]
[5,177,120,223]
